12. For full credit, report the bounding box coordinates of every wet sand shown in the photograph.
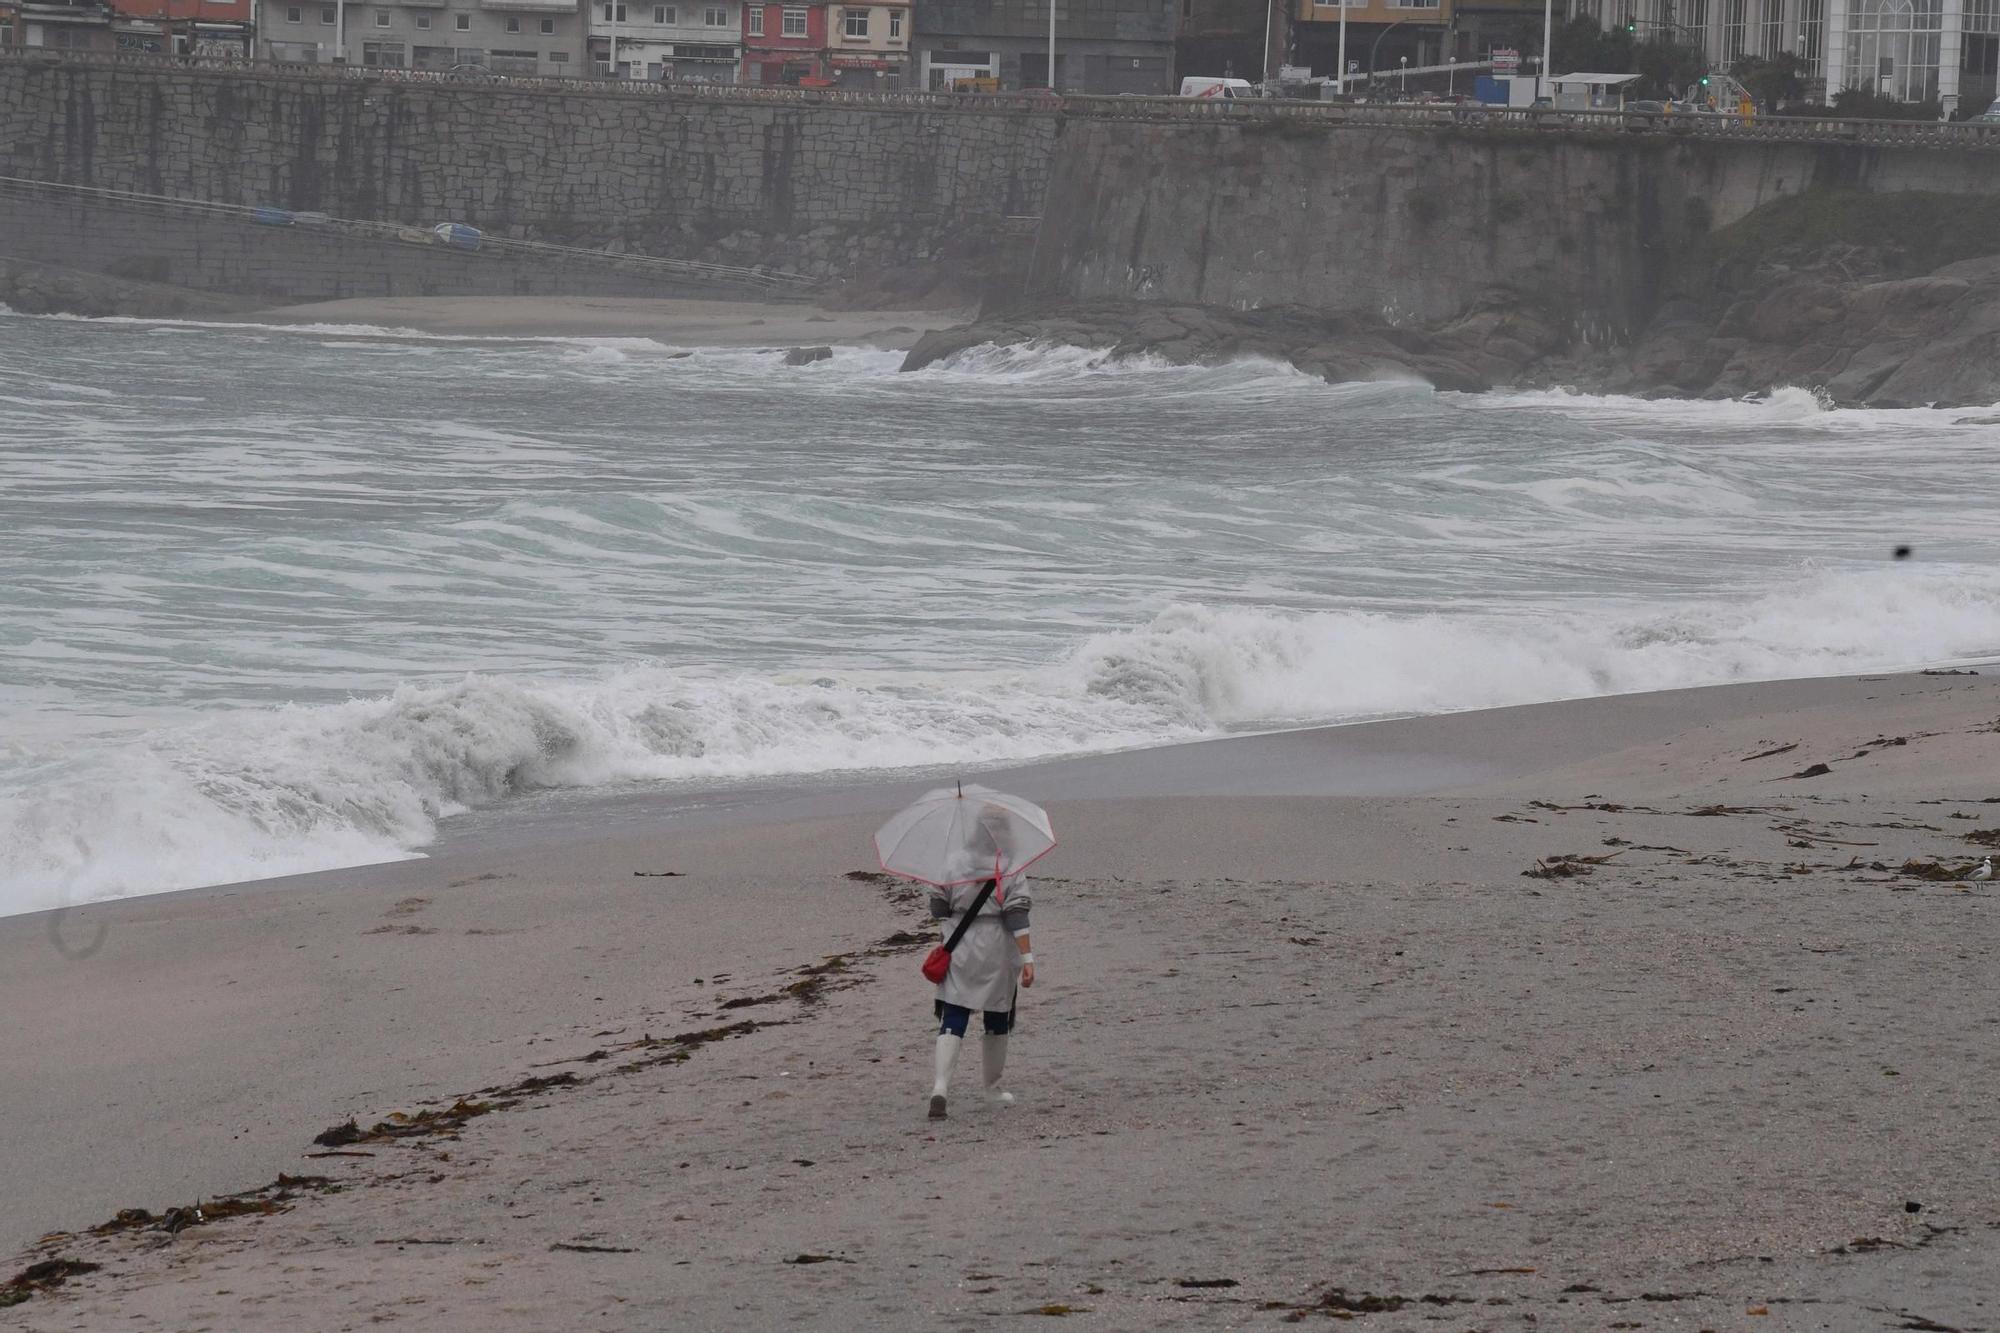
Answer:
[230,296,967,348]
[5,671,2000,1329]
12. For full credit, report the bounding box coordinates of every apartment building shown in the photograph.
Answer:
[108,0,256,54]
[7,0,116,49]
[589,0,741,80]
[263,0,589,74]
[1290,0,1453,81]
[822,0,911,86]
[911,0,1175,91]
[1576,0,1995,112]
[740,0,826,80]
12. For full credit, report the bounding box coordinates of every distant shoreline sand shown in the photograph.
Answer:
[7,670,1999,1326]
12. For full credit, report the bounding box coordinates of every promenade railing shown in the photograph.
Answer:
[5,46,2000,148]
[0,172,817,293]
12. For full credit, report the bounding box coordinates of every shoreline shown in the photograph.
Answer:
[8,670,1999,1268]
[227,295,973,349]
[8,666,1998,1325]
[12,667,1970,925]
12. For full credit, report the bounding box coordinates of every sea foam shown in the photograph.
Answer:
[5,568,1995,916]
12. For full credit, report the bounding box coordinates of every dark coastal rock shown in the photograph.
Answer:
[901,301,1519,392]
[783,345,833,366]
[1617,258,2000,406]
[0,256,258,320]
[904,235,2000,408]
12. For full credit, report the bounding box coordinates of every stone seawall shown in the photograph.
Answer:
[0,58,1056,281]
[0,190,751,302]
[1025,117,2000,336]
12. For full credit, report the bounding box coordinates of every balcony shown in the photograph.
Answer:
[479,0,577,12]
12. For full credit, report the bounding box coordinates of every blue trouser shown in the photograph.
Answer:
[936,992,1017,1037]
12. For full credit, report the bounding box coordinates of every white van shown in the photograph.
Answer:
[1180,77,1256,99]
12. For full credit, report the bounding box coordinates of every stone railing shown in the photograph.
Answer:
[6,46,2000,147]
[0,173,817,292]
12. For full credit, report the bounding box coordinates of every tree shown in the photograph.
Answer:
[1731,52,1808,108]
[1547,16,1703,98]
[1831,86,1944,119]
[1634,36,1705,98]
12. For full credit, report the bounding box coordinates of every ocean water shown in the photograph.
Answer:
[4,311,1999,914]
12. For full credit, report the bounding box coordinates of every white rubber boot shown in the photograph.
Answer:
[982,1034,1015,1106]
[929,1033,961,1119]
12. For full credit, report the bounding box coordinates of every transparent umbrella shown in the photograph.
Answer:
[873,782,1056,888]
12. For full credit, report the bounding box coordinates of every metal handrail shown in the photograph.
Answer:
[0,173,817,290]
[5,46,1999,147]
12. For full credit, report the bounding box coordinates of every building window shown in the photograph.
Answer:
[781,6,806,34]
[1843,0,1944,102]
[602,3,627,18]
[321,5,336,22]
[505,15,519,30]
[540,17,554,32]
[705,4,727,23]
[1796,0,1824,73]
[654,4,673,20]
[416,13,431,28]
[490,47,538,71]
[375,9,390,25]
[455,12,470,28]
[286,5,302,20]
[747,6,763,33]
[887,7,900,35]
[842,8,867,36]
[550,48,569,59]
[363,39,404,64]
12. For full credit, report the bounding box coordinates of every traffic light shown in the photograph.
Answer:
[1625,15,1637,30]
[1699,74,1710,85]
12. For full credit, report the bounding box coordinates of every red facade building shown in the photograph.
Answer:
[740,1,827,83]
[107,0,254,53]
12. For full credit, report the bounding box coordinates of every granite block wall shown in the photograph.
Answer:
[0,191,753,301]
[1027,118,2000,337]
[0,60,1058,278]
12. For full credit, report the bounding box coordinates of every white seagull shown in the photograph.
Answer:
[1972,856,1995,883]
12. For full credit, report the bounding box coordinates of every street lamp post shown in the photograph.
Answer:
[1399,53,1407,92]
[1538,0,1550,98]
[1047,0,1055,89]
[1368,15,1411,88]
[1336,0,1347,94]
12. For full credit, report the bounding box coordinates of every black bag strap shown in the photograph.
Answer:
[940,878,999,955]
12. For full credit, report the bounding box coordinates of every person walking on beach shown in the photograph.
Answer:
[927,825,1035,1120]
[873,783,1055,1121]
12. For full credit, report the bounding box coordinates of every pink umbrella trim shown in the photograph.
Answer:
[874,841,1058,892]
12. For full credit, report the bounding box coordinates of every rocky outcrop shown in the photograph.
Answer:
[901,298,1570,393]
[1585,257,2000,407]
[0,257,260,320]
[903,252,2000,408]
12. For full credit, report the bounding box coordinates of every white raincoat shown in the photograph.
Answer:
[932,872,1032,1013]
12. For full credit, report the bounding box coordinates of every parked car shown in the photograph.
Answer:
[1977,96,2000,123]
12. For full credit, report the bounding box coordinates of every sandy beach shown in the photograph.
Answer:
[5,670,2000,1329]
[229,296,969,349]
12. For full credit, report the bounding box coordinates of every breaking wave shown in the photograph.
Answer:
[6,568,1996,916]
